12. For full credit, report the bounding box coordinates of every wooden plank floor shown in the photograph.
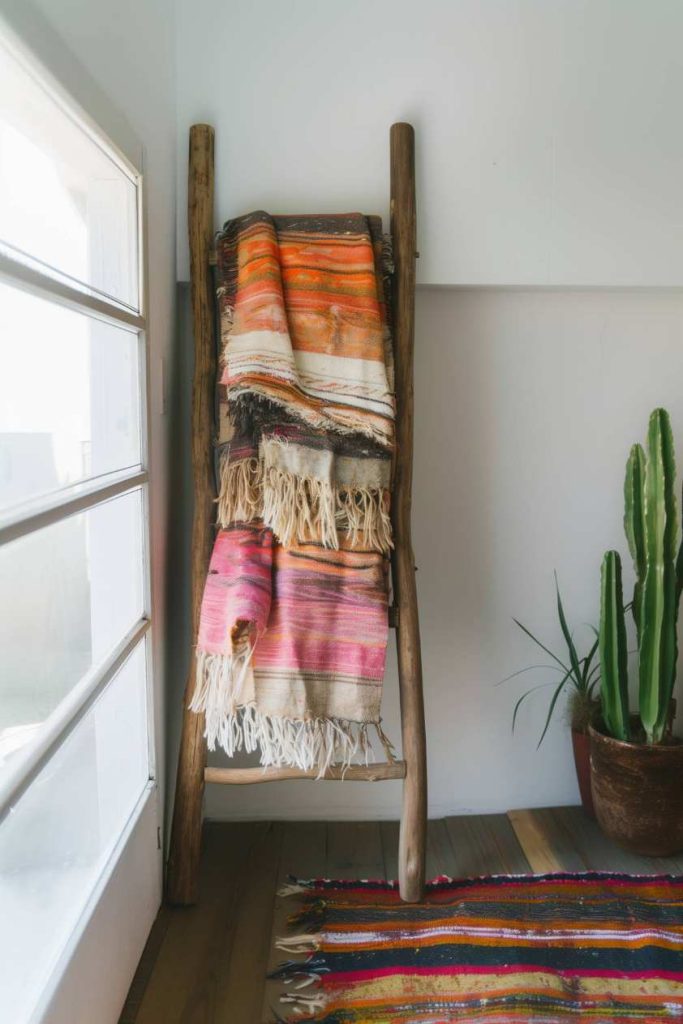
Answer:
[120,808,683,1024]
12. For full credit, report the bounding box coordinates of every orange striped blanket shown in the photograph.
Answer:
[190,213,396,773]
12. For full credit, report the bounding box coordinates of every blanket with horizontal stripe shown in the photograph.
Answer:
[191,212,396,773]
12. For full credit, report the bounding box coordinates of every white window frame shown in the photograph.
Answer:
[0,26,156,868]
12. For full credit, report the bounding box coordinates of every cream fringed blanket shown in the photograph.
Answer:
[190,212,396,773]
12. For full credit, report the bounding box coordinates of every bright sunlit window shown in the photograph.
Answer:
[0,34,152,1023]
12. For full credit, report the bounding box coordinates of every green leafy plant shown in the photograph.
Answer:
[600,408,682,745]
[504,573,601,746]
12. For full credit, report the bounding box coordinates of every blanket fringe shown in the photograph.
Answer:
[336,487,393,554]
[190,648,255,752]
[191,651,391,775]
[216,455,393,553]
[216,455,262,525]
[262,465,338,550]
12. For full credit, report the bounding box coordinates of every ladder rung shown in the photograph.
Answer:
[205,760,406,784]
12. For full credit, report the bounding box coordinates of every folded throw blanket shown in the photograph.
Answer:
[191,212,396,773]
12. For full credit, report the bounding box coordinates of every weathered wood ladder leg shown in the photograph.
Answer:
[166,124,216,905]
[166,122,427,906]
[391,123,427,903]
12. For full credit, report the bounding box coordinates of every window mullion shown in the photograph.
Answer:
[0,246,146,332]
[0,617,151,827]
[0,468,148,547]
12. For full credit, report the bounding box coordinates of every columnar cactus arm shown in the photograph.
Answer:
[676,480,683,603]
[599,550,630,742]
[639,409,678,744]
[624,443,646,635]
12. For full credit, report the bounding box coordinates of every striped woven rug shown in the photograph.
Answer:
[272,873,683,1021]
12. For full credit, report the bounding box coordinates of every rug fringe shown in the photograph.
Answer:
[216,454,393,553]
[277,881,313,898]
[271,891,332,1021]
[279,992,326,1015]
[274,935,320,955]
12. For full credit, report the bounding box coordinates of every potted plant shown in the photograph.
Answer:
[591,408,683,856]
[505,576,601,817]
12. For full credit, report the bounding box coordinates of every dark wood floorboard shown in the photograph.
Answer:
[380,820,400,879]
[261,823,327,1023]
[132,822,267,1024]
[326,821,385,879]
[122,811,677,1024]
[445,813,531,875]
[550,805,683,874]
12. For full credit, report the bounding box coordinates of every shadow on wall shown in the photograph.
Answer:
[166,283,683,823]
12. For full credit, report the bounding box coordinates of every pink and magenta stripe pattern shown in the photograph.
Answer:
[273,873,683,1021]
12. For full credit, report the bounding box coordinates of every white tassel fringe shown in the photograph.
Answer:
[190,651,393,776]
[216,455,393,553]
[190,648,254,752]
[274,933,320,955]
[216,455,262,525]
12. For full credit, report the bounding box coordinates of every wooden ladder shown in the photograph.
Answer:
[166,121,427,904]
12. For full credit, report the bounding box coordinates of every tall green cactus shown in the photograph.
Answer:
[599,550,630,742]
[624,443,646,636]
[638,409,678,744]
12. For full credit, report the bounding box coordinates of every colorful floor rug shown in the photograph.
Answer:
[272,873,683,1022]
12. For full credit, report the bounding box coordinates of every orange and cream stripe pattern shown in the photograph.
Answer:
[273,873,683,1021]
[217,211,394,445]
[213,211,394,552]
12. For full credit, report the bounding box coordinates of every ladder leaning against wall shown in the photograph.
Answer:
[166,122,427,904]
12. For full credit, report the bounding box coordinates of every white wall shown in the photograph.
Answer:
[175,0,683,287]
[170,0,683,820]
[171,0,683,820]
[196,286,683,820]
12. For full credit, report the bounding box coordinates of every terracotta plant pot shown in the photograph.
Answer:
[571,729,595,819]
[589,725,683,856]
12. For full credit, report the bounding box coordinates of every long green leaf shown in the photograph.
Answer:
[555,572,582,686]
[586,660,602,686]
[537,671,573,748]
[511,683,555,733]
[512,618,569,672]
[581,636,600,688]
[496,664,563,687]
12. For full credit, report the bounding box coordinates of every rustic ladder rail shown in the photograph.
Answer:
[167,122,427,905]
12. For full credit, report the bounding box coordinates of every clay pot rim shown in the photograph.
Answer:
[588,723,683,753]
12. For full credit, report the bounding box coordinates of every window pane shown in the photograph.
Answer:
[0,43,138,309]
[0,639,149,1024]
[0,490,144,770]
[0,281,141,511]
